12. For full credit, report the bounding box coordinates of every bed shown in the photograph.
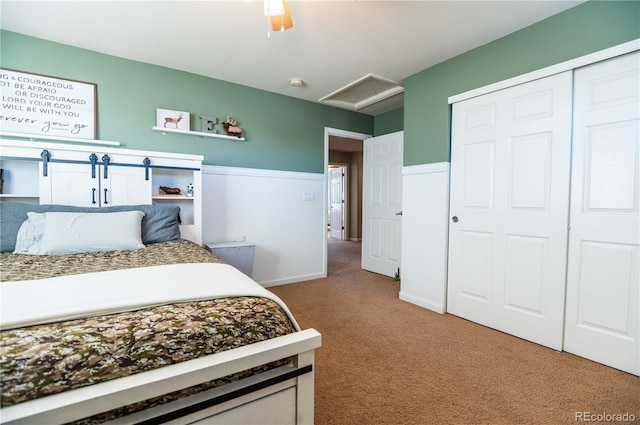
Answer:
[0,202,321,424]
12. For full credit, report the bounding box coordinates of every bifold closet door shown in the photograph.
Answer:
[564,51,639,376]
[448,71,573,350]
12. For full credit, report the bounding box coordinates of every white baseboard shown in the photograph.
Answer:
[399,292,445,314]
[261,272,327,288]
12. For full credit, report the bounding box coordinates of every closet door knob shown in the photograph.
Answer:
[91,188,97,204]
[452,216,459,223]
[103,188,109,204]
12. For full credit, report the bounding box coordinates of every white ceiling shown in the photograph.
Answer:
[0,0,583,116]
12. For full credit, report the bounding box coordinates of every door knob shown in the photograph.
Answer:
[395,211,403,216]
[452,216,458,223]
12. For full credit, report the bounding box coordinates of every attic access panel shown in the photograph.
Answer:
[319,74,404,111]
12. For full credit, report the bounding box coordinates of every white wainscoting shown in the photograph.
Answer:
[399,162,450,313]
[203,166,326,287]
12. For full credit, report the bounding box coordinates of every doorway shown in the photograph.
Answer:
[324,127,370,276]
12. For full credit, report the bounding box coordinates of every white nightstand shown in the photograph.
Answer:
[206,241,256,277]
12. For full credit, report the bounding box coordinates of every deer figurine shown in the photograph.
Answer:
[164,113,184,128]
[221,116,242,138]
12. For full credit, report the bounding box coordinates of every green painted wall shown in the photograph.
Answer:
[0,30,373,173]
[3,1,638,170]
[373,107,404,135]
[404,0,640,166]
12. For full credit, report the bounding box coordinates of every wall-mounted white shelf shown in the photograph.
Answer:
[0,131,120,146]
[152,126,245,141]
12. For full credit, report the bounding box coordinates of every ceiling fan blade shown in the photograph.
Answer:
[270,0,293,31]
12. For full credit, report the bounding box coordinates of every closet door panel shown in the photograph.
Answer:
[461,141,495,208]
[448,71,573,350]
[586,122,637,211]
[565,51,640,375]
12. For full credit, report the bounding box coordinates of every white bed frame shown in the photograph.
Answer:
[1,328,321,425]
[1,140,321,424]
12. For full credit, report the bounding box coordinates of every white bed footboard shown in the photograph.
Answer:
[1,329,321,425]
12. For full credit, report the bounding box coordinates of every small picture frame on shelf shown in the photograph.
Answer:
[156,108,190,131]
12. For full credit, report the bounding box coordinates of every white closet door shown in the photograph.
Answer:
[564,51,640,375]
[448,72,573,350]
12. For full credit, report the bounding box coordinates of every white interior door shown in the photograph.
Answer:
[448,72,573,350]
[564,51,640,375]
[329,167,344,239]
[362,131,403,278]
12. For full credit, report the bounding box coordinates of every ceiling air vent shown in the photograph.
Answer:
[319,74,404,111]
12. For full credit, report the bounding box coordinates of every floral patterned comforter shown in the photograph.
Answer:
[0,241,296,422]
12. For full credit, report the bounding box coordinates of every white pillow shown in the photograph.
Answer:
[13,211,47,254]
[18,211,145,256]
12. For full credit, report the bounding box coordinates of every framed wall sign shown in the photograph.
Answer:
[0,68,97,139]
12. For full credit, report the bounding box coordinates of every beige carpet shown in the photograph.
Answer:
[270,237,640,425]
